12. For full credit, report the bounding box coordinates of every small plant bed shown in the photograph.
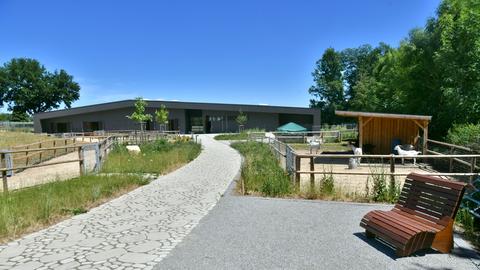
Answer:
[102,138,201,174]
[0,174,149,243]
[0,131,50,149]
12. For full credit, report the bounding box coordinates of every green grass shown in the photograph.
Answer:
[0,131,50,149]
[102,139,201,174]
[0,174,149,242]
[231,141,291,197]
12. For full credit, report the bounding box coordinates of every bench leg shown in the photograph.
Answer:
[365,230,375,239]
[432,220,454,253]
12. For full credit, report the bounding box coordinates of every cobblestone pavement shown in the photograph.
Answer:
[0,135,242,270]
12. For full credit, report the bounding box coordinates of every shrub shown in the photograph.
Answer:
[232,141,291,197]
[319,173,335,195]
[447,123,480,151]
[365,167,399,203]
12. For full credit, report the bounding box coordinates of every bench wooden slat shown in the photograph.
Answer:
[360,173,467,257]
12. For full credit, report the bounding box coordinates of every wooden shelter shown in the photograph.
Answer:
[335,111,432,154]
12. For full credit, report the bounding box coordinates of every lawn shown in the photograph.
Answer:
[102,139,201,174]
[0,131,50,149]
[0,174,149,243]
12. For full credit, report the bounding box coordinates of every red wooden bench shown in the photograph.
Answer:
[360,173,467,257]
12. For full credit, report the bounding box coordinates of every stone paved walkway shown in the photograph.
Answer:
[0,135,242,270]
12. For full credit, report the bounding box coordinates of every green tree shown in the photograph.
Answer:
[127,97,152,131]
[0,58,80,119]
[155,105,169,131]
[308,48,345,123]
[236,110,248,132]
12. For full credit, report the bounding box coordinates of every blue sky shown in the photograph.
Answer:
[0,0,440,110]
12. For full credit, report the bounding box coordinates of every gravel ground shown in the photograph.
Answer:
[155,183,480,270]
[1,149,96,191]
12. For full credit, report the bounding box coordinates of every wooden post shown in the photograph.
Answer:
[53,140,57,157]
[25,145,29,166]
[1,153,7,193]
[39,142,43,162]
[358,117,363,149]
[423,123,429,155]
[471,157,477,184]
[390,154,396,187]
[295,156,301,188]
[310,156,315,189]
[449,146,454,173]
[78,146,84,176]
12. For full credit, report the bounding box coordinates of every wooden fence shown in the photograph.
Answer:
[0,132,183,192]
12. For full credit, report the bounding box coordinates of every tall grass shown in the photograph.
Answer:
[231,141,291,197]
[0,131,50,149]
[0,174,149,242]
[102,139,201,174]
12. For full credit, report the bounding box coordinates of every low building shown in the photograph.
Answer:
[33,100,321,134]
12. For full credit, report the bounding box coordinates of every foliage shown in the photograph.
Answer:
[308,0,480,138]
[0,174,148,242]
[102,139,201,174]
[319,173,335,195]
[446,123,480,151]
[155,105,169,130]
[231,141,291,197]
[0,58,80,118]
[308,48,345,123]
[235,110,248,126]
[365,168,400,203]
[127,97,152,130]
[0,113,11,121]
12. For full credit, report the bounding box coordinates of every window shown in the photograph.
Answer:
[83,121,103,132]
[56,122,70,133]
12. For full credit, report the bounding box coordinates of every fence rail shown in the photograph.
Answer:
[0,131,184,192]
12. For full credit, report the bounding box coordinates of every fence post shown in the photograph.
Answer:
[390,154,396,187]
[25,145,29,166]
[449,146,454,172]
[39,142,43,162]
[471,157,477,184]
[53,140,57,157]
[94,143,101,173]
[1,153,8,193]
[295,156,301,188]
[78,146,84,176]
[310,156,315,189]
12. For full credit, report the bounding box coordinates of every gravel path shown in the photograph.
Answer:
[0,134,242,269]
[155,187,480,270]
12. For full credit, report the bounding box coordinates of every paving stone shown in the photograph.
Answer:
[0,135,241,270]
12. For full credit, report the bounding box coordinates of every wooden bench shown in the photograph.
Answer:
[360,173,467,257]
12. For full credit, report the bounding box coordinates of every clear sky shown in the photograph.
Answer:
[0,0,440,110]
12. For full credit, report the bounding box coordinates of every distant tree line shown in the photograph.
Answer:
[309,0,480,139]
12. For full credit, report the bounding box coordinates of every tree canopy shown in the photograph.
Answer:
[0,58,80,120]
[308,0,480,138]
[127,97,152,131]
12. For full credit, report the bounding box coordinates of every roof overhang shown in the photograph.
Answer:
[335,110,431,121]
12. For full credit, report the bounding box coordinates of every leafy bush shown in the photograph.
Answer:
[365,167,399,203]
[319,173,335,195]
[447,123,480,151]
[232,141,291,197]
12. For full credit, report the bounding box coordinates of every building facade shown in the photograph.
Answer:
[33,100,321,133]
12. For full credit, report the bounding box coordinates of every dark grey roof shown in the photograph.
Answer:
[34,100,319,119]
